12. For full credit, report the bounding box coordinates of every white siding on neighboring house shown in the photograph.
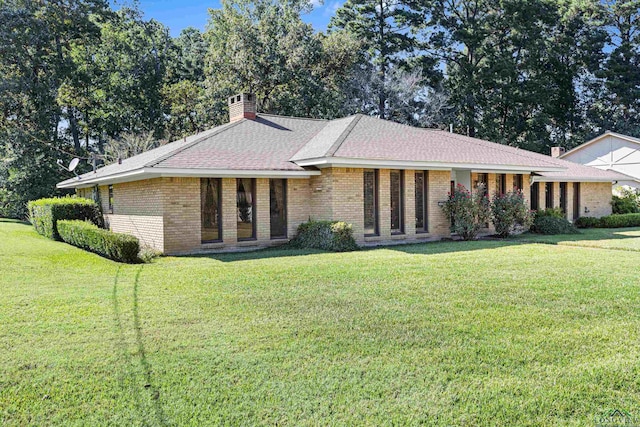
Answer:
[562,133,640,189]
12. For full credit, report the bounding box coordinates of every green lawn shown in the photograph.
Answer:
[2,219,640,426]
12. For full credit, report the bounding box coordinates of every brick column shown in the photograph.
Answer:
[404,170,416,236]
[522,175,531,207]
[221,178,237,244]
[487,173,497,198]
[378,169,391,238]
[506,174,514,193]
[256,178,270,241]
[428,170,452,237]
[553,182,560,210]
[538,182,546,211]
[287,178,311,239]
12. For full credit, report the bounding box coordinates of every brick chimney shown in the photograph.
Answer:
[551,146,566,158]
[228,93,256,122]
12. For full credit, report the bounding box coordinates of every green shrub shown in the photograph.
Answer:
[490,190,533,237]
[611,187,640,214]
[574,216,601,228]
[442,184,491,240]
[290,220,358,252]
[598,213,640,228]
[57,220,140,263]
[531,216,578,235]
[534,207,565,219]
[27,196,103,240]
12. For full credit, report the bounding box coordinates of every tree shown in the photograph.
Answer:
[103,131,159,163]
[330,0,434,119]
[204,0,360,123]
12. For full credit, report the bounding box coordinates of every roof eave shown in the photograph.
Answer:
[293,157,566,173]
[532,176,621,183]
[56,167,321,189]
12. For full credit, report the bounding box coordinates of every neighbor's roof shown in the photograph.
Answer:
[58,113,622,189]
[560,131,640,159]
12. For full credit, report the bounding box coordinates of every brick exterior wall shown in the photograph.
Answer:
[88,168,612,254]
[99,179,165,251]
[580,182,612,218]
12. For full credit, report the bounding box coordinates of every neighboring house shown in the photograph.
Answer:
[58,93,626,254]
[559,131,640,190]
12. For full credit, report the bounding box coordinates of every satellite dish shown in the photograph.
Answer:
[68,158,80,172]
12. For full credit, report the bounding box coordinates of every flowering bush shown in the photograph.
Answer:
[441,184,491,240]
[490,190,533,237]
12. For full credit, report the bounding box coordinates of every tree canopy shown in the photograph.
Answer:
[1,0,639,217]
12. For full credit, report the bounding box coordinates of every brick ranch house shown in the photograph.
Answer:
[58,93,626,254]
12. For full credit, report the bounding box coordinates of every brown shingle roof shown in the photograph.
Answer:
[58,113,622,188]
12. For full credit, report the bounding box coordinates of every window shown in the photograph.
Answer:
[108,185,114,213]
[530,182,540,211]
[559,182,568,217]
[269,179,287,239]
[237,178,256,240]
[545,182,554,209]
[415,171,428,232]
[363,169,379,236]
[390,170,404,234]
[497,174,507,195]
[201,178,222,243]
[475,173,489,195]
[573,182,581,220]
[513,174,523,191]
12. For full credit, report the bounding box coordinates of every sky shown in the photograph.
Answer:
[112,0,344,37]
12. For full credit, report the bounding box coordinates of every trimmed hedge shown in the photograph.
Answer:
[575,213,640,229]
[57,220,140,263]
[574,216,601,228]
[290,220,358,252]
[531,216,578,235]
[28,196,103,240]
[599,213,640,228]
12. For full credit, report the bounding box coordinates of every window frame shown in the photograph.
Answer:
[545,182,554,209]
[415,171,429,233]
[531,182,540,211]
[269,178,287,240]
[108,185,114,214]
[363,169,379,237]
[573,182,581,220]
[390,170,405,234]
[559,182,568,217]
[200,178,222,244]
[497,174,507,195]
[513,174,523,192]
[236,178,257,241]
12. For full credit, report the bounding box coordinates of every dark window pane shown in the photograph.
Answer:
[364,170,378,235]
[496,174,506,194]
[415,172,425,230]
[531,182,539,211]
[573,183,580,220]
[237,178,255,240]
[201,178,221,242]
[514,174,523,191]
[270,179,287,239]
[390,170,403,233]
[560,182,567,216]
[108,185,114,213]
[476,173,489,195]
